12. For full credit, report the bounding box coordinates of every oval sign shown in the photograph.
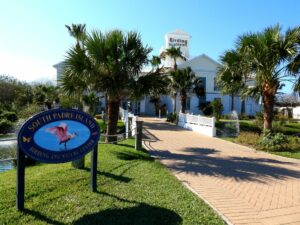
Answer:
[18,109,100,163]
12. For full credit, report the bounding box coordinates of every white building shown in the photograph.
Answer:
[139,29,261,116]
[54,29,261,116]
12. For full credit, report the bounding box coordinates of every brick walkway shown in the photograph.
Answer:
[141,117,300,225]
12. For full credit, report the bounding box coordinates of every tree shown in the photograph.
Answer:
[65,24,86,49]
[147,56,170,116]
[0,75,33,111]
[63,29,165,141]
[217,50,248,112]
[219,25,300,131]
[170,67,196,113]
[165,47,183,70]
[164,47,185,113]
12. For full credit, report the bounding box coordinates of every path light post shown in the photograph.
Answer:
[135,120,143,150]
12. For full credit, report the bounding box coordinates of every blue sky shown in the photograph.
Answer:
[1,0,300,92]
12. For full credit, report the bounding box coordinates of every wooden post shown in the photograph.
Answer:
[90,145,98,192]
[16,146,25,211]
[135,121,143,150]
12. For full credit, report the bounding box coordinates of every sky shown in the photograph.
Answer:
[1,0,300,92]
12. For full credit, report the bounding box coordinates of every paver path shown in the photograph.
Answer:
[141,117,300,225]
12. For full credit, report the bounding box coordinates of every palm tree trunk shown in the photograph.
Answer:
[174,60,177,70]
[262,92,275,131]
[180,95,186,113]
[106,96,120,143]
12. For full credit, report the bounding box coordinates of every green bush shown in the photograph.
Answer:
[166,113,177,123]
[199,102,212,116]
[257,132,288,151]
[254,111,264,128]
[18,104,41,119]
[0,111,18,122]
[0,120,15,134]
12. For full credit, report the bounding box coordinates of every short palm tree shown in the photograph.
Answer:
[220,24,300,131]
[165,46,183,70]
[217,50,249,112]
[170,67,196,113]
[63,29,166,141]
[164,47,184,112]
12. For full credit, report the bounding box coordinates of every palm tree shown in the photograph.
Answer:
[65,24,86,49]
[164,47,185,113]
[170,67,196,113]
[217,50,248,112]
[222,24,300,131]
[147,56,169,115]
[63,29,166,141]
[165,47,183,70]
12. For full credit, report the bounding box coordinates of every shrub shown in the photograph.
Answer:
[18,104,41,119]
[0,120,15,134]
[254,111,264,128]
[235,132,260,147]
[0,111,18,122]
[166,113,177,123]
[257,132,288,151]
[199,102,212,116]
[210,99,223,122]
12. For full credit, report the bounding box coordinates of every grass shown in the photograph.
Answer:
[0,139,224,225]
[96,119,125,133]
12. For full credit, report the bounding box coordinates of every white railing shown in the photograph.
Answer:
[178,113,216,137]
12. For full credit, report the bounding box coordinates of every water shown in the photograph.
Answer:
[0,138,17,173]
[0,160,14,173]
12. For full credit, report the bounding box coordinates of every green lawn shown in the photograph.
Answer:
[0,139,224,225]
[96,119,125,133]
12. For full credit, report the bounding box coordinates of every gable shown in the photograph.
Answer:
[178,54,220,72]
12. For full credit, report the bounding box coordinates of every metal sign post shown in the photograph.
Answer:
[16,146,25,210]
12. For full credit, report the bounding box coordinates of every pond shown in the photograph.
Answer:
[0,160,14,173]
[0,138,17,173]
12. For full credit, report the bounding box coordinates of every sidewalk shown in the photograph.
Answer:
[141,117,300,225]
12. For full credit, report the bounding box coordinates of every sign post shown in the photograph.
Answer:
[90,145,98,192]
[16,146,25,210]
[16,109,100,210]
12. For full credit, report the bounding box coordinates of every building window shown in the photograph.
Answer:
[214,77,219,91]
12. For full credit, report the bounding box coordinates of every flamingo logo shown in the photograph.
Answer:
[46,123,78,150]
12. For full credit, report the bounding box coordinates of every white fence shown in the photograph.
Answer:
[178,113,216,137]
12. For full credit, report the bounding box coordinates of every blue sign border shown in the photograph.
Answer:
[18,109,100,163]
